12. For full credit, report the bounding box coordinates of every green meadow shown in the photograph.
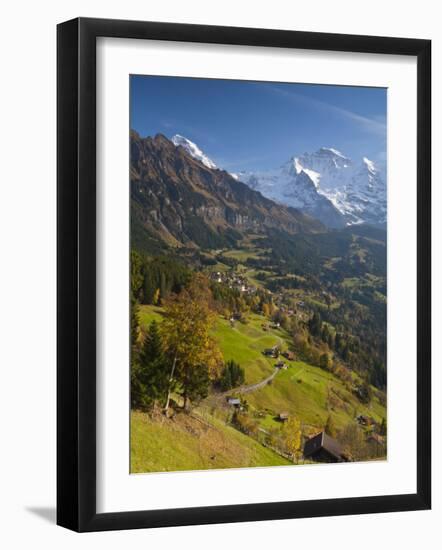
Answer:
[133,304,386,471]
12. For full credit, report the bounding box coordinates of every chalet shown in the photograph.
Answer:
[263,345,279,358]
[303,432,348,463]
[274,361,287,370]
[226,397,241,407]
[278,412,289,422]
[282,351,295,361]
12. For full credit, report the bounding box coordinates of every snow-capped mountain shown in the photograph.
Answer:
[171,134,217,169]
[239,147,386,227]
[171,135,386,228]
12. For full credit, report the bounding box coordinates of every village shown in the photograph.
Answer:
[209,270,258,295]
[209,269,309,320]
[131,244,387,472]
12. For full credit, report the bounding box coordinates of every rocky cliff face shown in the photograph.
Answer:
[130,131,324,251]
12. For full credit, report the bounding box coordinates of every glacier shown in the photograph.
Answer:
[172,135,386,228]
[171,134,217,169]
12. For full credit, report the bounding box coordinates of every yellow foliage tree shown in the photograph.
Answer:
[161,273,223,410]
[152,288,160,305]
[262,303,271,318]
[282,417,302,462]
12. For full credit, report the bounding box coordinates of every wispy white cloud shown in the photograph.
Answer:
[266,85,386,136]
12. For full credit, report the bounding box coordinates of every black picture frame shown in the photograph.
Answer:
[57,17,431,532]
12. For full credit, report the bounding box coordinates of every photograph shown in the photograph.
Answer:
[129,76,388,473]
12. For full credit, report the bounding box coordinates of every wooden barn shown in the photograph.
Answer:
[303,432,348,463]
[263,345,279,358]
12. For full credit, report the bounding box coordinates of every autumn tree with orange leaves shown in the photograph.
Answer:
[161,273,223,411]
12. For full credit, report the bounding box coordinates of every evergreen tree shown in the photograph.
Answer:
[308,311,322,337]
[321,324,330,344]
[130,249,144,301]
[182,363,210,407]
[219,360,245,391]
[140,320,162,365]
[135,321,169,410]
[130,295,139,351]
[219,366,232,391]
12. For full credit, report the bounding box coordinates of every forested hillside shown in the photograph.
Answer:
[129,132,387,472]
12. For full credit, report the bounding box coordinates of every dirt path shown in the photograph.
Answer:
[209,330,285,404]
[236,368,279,394]
[209,367,280,405]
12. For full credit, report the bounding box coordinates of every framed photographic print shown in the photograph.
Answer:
[57,17,431,532]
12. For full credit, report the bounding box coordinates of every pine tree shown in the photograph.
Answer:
[135,321,169,410]
[220,366,233,391]
[140,320,162,365]
[182,363,210,408]
[130,295,139,351]
[308,311,322,337]
[130,249,144,300]
[219,360,245,391]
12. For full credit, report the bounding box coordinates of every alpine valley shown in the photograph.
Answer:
[173,135,387,228]
[130,131,387,473]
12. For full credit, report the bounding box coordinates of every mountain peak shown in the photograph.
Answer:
[318,147,347,159]
[362,157,378,174]
[152,133,174,147]
[171,134,217,169]
[240,146,386,227]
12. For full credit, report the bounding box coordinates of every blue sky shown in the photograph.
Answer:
[130,75,387,172]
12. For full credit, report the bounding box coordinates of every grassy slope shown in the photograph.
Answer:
[138,304,386,431]
[131,410,290,473]
[139,305,282,384]
[138,304,164,326]
[135,304,386,470]
[246,360,384,432]
[215,314,282,384]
